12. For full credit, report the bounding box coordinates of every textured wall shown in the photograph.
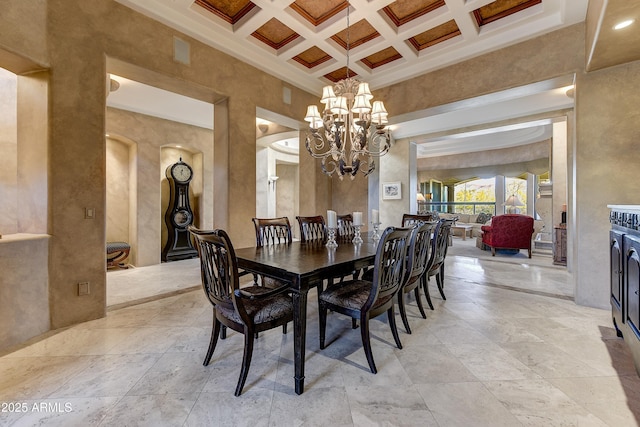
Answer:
[275,163,298,235]
[0,235,49,352]
[106,137,130,243]
[0,69,17,235]
[574,61,640,308]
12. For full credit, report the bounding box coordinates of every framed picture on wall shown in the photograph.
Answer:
[382,182,402,200]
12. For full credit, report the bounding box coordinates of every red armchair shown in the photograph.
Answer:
[480,214,535,258]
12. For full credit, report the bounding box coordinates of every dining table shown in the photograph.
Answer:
[234,236,379,395]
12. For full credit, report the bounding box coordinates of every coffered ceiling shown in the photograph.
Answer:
[110,0,639,163]
[116,0,589,93]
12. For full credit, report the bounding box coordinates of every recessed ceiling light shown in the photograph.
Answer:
[614,19,635,30]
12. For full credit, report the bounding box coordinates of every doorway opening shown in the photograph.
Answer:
[105,63,216,308]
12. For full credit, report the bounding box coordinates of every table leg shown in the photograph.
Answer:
[292,290,308,394]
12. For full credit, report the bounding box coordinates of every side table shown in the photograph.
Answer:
[553,226,567,265]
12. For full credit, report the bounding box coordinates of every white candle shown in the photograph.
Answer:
[353,211,363,226]
[371,209,379,224]
[327,210,337,228]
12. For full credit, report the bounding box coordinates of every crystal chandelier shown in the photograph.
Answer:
[303,2,391,180]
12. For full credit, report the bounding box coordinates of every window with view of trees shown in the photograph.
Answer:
[453,178,496,214]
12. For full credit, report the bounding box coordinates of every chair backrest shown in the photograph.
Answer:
[189,226,238,312]
[252,217,292,247]
[296,215,327,242]
[406,221,437,283]
[402,213,436,227]
[337,214,355,239]
[365,226,413,310]
[426,219,453,275]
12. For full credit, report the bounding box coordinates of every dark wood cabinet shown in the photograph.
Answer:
[553,227,567,265]
[611,229,624,336]
[609,205,640,374]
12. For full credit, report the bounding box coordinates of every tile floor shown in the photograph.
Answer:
[1,241,639,426]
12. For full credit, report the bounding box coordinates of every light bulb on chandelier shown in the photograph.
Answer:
[303,1,391,180]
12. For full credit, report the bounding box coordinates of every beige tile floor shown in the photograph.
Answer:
[1,240,639,426]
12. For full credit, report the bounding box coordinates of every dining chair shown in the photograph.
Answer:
[318,226,413,374]
[421,219,453,309]
[397,221,436,334]
[189,226,293,396]
[296,215,327,242]
[337,214,355,240]
[402,213,437,227]
[252,217,292,288]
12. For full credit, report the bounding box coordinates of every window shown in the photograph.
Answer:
[454,178,495,214]
[505,177,527,214]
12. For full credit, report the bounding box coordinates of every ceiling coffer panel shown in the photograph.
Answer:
[408,20,461,51]
[194,0,256,25]
[251,18,300,50]
[361,47,403,70]
[290,0,348,27]
[473,0,543,27]
[293,46,332,69]
[382,0,446,27]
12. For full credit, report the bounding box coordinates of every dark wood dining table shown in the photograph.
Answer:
[234,237,379,394]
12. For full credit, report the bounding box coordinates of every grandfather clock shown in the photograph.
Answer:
[162,158,198,261]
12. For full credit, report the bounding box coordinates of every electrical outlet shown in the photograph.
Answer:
[78,282,90,296]
[85,208,95,219]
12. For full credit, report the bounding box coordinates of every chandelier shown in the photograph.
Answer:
[303,2,391,180]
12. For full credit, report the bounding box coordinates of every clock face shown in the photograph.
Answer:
[173,209,192,227]
[172,163,192,182]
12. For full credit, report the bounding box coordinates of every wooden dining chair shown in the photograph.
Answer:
[252,217,292,288]
[296,215,327,242]
[318,226,413,374]
[402,213,437,227]
[337,214,355,240]
[421,219,453,310]
[189,226,293,396]
[397,221,436,334]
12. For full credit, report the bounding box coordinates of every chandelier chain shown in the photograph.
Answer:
[346,1,350,79]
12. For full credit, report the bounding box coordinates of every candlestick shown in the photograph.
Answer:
[371,209,379,224]
[326,227,338,248]
[352,225,363,244]
[371,222,381,241]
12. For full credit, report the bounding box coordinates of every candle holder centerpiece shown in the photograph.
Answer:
[371,222,381,241]
[352,211,363,244]
[326,227,338,248]
[326,210,338,248]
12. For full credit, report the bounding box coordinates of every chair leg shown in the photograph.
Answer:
[235,328,255,397]
[204,313,220,366]
[282,322,288,334]
[414,286,427,319]
[422,276,434,310]
[319,302,328,349]
[491,247,496,256]
[436,270,446,301]
[221,325,227,340]
[360,314,377,374]
[352,319,358,329]
[387,306,403,350]
[528,247,532,258]
[397,290,412,334]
